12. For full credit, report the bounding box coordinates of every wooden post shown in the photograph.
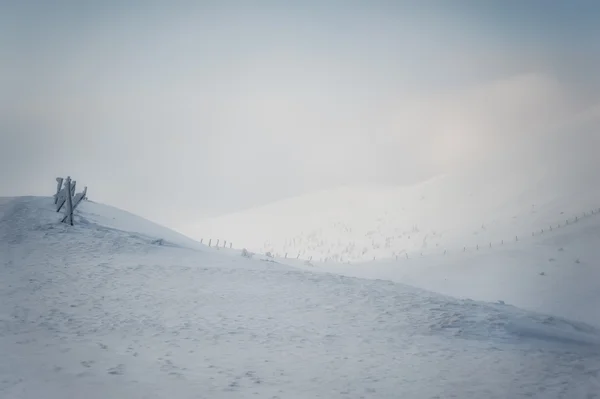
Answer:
[208,239,212,247]
[64,177,73,226]
[56,178,69,212]
[72,187,87,210]
[54,177,63,204]
[229,243,232,249]
[62,187,87,224]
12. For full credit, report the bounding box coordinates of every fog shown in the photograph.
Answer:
[1,1,599,230]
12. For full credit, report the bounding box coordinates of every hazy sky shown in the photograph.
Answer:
[2,1,600,229]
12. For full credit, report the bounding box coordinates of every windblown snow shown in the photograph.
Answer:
[1,196,600,398]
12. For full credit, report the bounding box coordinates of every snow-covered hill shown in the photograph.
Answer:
[286,210,600,328]
[1,196,600,398]
[185,167,600,263]
[184,129,600,263]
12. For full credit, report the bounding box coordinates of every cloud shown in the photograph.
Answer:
[379,73,576,169]
[1,3,599,229]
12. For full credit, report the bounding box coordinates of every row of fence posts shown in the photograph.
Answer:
[200,238,233,249]
[252,206,600,263]
[54,176,88,226]
[386,207,600,261]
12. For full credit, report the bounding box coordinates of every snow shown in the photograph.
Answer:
[283,212,600,328]
[185,159,600,263]
[2,196,600,398]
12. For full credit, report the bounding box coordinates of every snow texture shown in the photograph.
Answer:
[1,196,600,398]
[189,165,600,263]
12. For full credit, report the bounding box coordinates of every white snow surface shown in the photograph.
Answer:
[283,212,600,329]
[186,156,600,263]
[2,196,600,398]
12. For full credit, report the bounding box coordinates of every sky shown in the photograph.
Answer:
[1,1,600,229]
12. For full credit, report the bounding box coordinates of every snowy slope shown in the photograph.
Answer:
[285,211,600,328]
[185,133,600,262]
[185,173,600,263]
[1,196,600,398]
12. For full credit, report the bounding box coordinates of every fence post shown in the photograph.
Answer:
[230,243,232,249]
[208,239,212,247]
[216,239,219,247]
[56,177,69,212]
[54,177,63,204]
[61,187,87,224]
[64,177,74,226]
[224,240,227,248]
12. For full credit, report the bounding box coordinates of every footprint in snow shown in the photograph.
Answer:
[81,360,94,368]
[107,364,125,375]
